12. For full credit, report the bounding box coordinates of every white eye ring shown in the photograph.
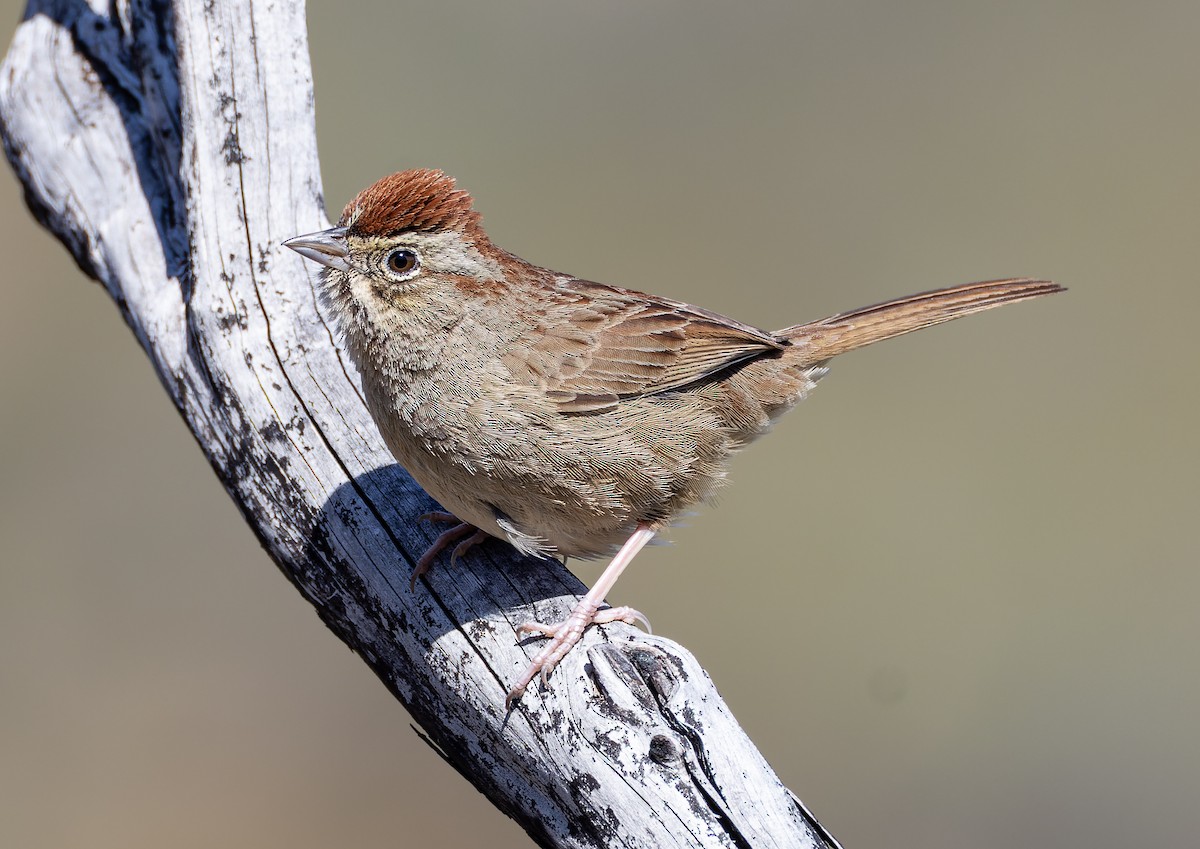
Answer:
[384,248,421,280]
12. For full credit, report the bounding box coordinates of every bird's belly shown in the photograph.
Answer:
[402,453,636,560]
[368,382,743,561]
[376,420,683,561]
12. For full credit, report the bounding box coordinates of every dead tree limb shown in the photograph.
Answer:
[0,2,838,846]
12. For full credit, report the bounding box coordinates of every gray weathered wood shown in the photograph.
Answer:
[0,2,839,846]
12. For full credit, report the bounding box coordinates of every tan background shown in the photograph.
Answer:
[2,2,1197,847]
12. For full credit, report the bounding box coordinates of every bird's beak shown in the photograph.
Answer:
[283,226,351,272]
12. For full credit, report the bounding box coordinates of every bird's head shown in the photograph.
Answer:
[284,169,507,331]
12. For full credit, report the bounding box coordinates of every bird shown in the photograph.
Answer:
[284,168,1063,707]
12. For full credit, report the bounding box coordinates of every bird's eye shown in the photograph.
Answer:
[386,248,420,278]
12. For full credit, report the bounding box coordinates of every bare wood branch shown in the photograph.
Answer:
[0,2,838,846]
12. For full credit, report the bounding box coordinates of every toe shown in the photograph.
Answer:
[515,620,558,639]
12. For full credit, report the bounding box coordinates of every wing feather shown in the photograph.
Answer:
[502,278,786,413]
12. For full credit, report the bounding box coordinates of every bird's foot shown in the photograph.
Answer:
[410,512,487,590]
[506,602,650,709]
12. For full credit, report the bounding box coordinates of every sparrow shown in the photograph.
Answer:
[284,169,1062,707]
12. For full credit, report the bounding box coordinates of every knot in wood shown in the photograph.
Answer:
[647,733,684,766]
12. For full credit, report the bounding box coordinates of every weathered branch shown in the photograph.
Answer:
[0,2,838,846]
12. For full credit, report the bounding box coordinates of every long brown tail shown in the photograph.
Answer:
[779,278,1064,364]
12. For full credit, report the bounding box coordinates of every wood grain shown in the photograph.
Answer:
[0,2,836,846]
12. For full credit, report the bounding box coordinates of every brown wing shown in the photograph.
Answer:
[501,277,787,413]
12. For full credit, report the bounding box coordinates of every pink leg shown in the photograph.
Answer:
[410,513,486,590]
[506,523,656,708]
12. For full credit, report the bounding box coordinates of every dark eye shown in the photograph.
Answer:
[386,248,419,276]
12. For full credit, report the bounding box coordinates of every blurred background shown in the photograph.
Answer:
[2,1,1197,847]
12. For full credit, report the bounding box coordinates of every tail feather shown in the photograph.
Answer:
[779,278,1064,364]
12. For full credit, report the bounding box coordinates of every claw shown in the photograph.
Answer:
[506,602,651,708]
[409,517,486,590]
[450,530,488,568]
